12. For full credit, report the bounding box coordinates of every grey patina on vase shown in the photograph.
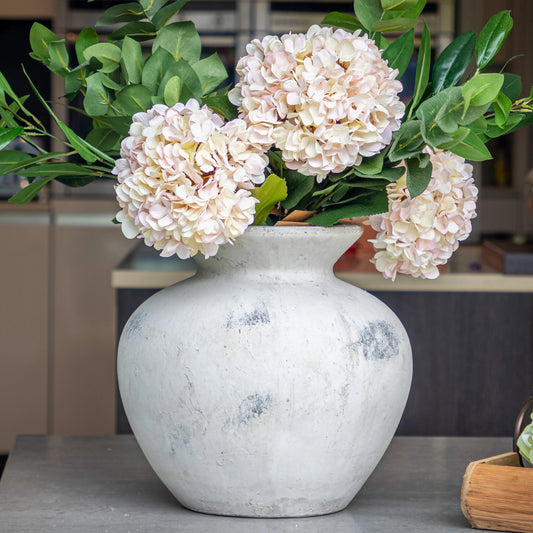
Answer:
[117,225,412,517]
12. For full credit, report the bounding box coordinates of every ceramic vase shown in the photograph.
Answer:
[117,225,412,517]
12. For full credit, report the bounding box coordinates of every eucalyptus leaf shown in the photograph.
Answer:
[83,43,122,74]
[405,155,432,197]
[85,73,112,116]
[121,36,144,84]
[108,21,157,42]
[486,114,524,138]
[153,21,202,63]
[29,22,60,62]
[462,73,504,109]
[441,127,492,161]
[193,54,228,95]
[385,0,426,19]
[75,28,99,64]
[307,190,389,226]
[48,40,70,76]
[96,2,146,26]
[65,57,103,97]
[476,10,513,71]
[411,23,431,112]
[320,12,363,32]
[432,31,476,94]
[142,47,177,93]
[139,0,168,17]
[382,29,414,78]
[353,0,383,32]
[381,0,419,11]
[114,84,153,114]
[163,76,181,106]
[152,0,190,30]
[356,153,385,175]
[251,174,287,226]
[388,119,424,161]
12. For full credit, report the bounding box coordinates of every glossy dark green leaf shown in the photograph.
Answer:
[382,29,414,78]
[114,84,153,115]
[193,53,228,95]
[121,36,144,84]
[152,0,190,30]
[371,17,417,33]
[83,43,122,74]
[251,174,287,226]
[432,31,476,94]
[75,28,99,64]
[381,0,419,11]
[96,2,146,26]
[501,73,522,102]
[56,175,96,187]
[476,11,513,71]
[153,21,201,63]
[320,12,363,32]
[384,0,426,20]
[29,22,59,62]
[280,170,315,211]
[411,24,431,111]
[108,21,156,42]
[494,92,512,128]
[405,155,432,197]
[353,0,383,32]
[307,190,389,226]
[0,127,23,150]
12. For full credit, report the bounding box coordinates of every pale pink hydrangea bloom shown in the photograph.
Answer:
[113,100,268,259]
[369,149,478,280]
[229,25,405,182]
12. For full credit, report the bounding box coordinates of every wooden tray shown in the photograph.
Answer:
[461,451,533,533]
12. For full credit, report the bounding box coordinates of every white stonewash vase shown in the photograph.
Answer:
[117,225,412,518]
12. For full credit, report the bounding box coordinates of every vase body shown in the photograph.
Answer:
[117,226,412,517]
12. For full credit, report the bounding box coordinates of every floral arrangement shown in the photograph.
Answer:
[1,0,533,280]
[518,413,533,466]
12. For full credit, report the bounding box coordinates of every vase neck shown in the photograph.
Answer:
[194,225,363,281]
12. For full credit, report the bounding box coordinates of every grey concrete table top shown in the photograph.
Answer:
[0,435,510,532]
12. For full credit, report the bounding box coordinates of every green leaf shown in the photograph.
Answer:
[386,0,426,19]
[48,40,70,76]
[417,87,462,134]
[121,36,144,84]
[353,0,384,32]
[382,29,414,78]
[85,127,121,152]
[0,151,65,176]
[96,2,146,26]
[432,31,476,94]
[388,120,424,161]
[320,12,363,32]
[163,76,181,106]
[139,0,168,17]
[64,57,103,97]
[356,152,385,175]
[441,127,492,161]
[462,73,504,108]
[501,73,522,102]
[486,114,524,138]
[29,22,60,62]
[75,28,99,64]
[84,73,112,116]
[0,127,23,150]
[193,53,228,95]
[56,175,96,188]
[18,162,92,178]
[307,190,389,226]
[517,415,533,466]
[280,170,315,211]
[476,11,513,71]
[381,0,419,11]
[411,23,431,111]
[251,174,287,226]
[153,21,202,63]
[99,116,132,136]
[405,155,432,197]
[141,47,177,93]
[201,90,238,120]
[114,84,153,114]
[354,166,405,182]
[494,92,512,128]
[108,21,156,42]
[8,176,55,204]
[166,59,202,99]
[83,43,122,74]
[371,17,417,33]
[152,0,189,30]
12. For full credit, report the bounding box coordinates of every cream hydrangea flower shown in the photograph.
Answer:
[229,25,405,182]
[369,148,478,280]
[113,100,269,259]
